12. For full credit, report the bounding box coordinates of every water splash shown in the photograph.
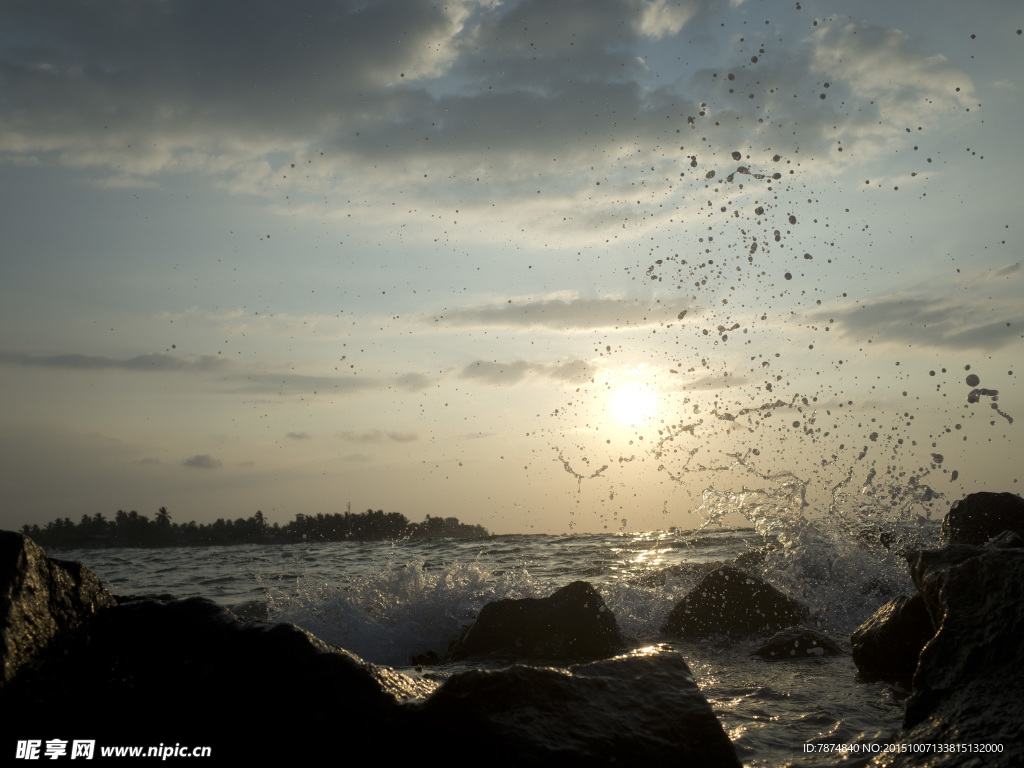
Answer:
[261,557,544,666]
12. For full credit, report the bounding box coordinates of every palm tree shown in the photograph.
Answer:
[156,506,172,527]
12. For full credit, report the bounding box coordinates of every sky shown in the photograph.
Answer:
[1,0,1021,535]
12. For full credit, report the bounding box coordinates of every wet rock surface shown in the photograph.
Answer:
[0,530,117,685]
[904,547,1024,725]
[868,546,1024,767]
[851,592,933,682]
[445,580,623,661]
[422,652,741,767]
[860,492,1024,766]
[4,593,412,757]
[661,565,808,638]
[939,491,1024,546]
[753,626,843,660]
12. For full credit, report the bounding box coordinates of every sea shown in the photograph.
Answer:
[53,515,942,768]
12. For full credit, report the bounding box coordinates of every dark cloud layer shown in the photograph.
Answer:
[222,371,435,395]
[817,294,1022,351]
[0,350,225,372]
[1,1,971,229]
[182,454,222,469]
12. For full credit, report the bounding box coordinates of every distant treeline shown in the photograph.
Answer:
[20,507,489,549]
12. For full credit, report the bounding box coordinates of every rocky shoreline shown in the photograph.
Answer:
[3,492,1022,765]
[850,492,1024,767]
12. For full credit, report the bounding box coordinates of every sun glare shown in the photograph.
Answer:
[608,385,659,426]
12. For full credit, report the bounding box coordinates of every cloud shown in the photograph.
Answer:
[0,350,226,372]
[337,430,419,443]
[0,341,438,397]
[814,293,1023,351]
[548,360,596,382]
[459,358,595,385]
[221,370,435,395]
[634,0,700,40]
[799,20,976,163]
[182,454,223,469]
[159,307,358,341]
[0,2,977,245]
[286,432,311,440]
[393,373,434,391]
[459,360,532,384]
[662,372,751,392]
[811,22,974,118]
[436,296,689,330]
[988,263,1020,280]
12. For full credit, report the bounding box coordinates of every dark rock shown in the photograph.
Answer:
[115,592,176,603]
[907,547,1024,732]
[0,530,117,685]
[446,580,623,661]
[661,565,808,638]
[421,651,742,767]
[410,649,442,666]
[987,530,1024,548]
[940,491,1024,546]
[906,544,991,628]
[229,598,271,621]
[4,594,424,759]
[869,546,1024,766]
[754,626,843,660]
[851,592,934,682]
[733,546,768,570]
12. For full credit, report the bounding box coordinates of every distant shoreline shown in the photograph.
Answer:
[19,508,489,549]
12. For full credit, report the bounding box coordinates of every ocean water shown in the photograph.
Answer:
[57,517,940,768]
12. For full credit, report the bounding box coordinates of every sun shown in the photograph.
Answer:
[608,384,660,426]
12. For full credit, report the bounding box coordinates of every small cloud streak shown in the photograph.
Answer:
[222,370,435,395]
[337,430,419,443]
[435,297,689,331]
[0,351,226,372]
[0,346,440,398]
[182,454,223,469]
[459,358,595,385]
[990,263,1020,280]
